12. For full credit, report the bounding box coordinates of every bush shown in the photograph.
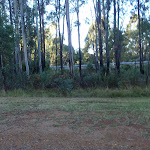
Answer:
[0,63,149,91]
[81,74,100,88]
[120,66,145,86]
[104,73,120,88]
[85,62,95,74]
[53,78,74,93]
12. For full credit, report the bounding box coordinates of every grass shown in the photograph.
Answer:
[0,86,150,133]
[1,86,150,98]
[0,96,150,131]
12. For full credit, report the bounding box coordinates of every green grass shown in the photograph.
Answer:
[1,86,150,98]
[0,96,150,131]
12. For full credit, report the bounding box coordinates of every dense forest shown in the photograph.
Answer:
[0,0,150,92]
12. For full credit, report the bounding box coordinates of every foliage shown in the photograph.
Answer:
[0,63,150,91]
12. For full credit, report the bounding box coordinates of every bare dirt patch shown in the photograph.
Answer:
[0,110,150,150]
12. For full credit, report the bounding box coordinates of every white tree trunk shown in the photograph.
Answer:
[65,0,74,75]
[77,0,82,77]
[19,0,29,75]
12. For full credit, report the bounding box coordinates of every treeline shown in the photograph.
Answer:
[0,0,150,90]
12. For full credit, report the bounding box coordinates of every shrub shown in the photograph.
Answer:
[104,73,120,88]
[85,62,95,74]
[81,74,101,88]
[120,66,145,86]
[52,78,74,95]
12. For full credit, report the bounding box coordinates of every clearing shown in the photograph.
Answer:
[0,97,150,150]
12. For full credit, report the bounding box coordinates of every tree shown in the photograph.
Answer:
[35,0,42,73]
[98,0,103,71]
[138,0,144,74]
[116,0,121,73]
[93,0,99,72]
[14,0,22,73]
[0,11,14,90]
[8,0,13,25]
[65,0,74,76]
[58,0,63,71]
[124,13,150,62]
[55,0,58,71]
[25,4,33,70]
[76,0,82,77]
[19,0,29,75]
[113,0,120,73]
[41,0,46,70]
[105,0,110,74]
[38,0,43,70]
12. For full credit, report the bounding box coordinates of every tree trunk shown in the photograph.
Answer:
[55,0,58,71]
[56,22,58,71]
[138,0,144,74]
[42,0,46,70]
[117,0,120,73]
[102,0,105,32]
[65,0,74,75]
[38,0,43,70]
[14,0,19,73]
[62,9,65,47]
[19,0,29,75]
[146,53,150,85]
[58,0,63,71]
[34,28,37,72]
[77,0,82,77]
[8,0,13,25]
[106,0,110,75]
[27,28,31,69]
[114,0,118,73]
[98,0,103,70]
[93,0,99,72]
[35,0,42,73]
[0,54,6,90]
[61,7,65,68]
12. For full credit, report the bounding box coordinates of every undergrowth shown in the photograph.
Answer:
[1,86,150,98]
[0,64,150,97]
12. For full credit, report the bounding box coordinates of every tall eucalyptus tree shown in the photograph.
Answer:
[114,0,118,73]
[14,0,22,73]
[138,0,144,74]
[55,0,58,71]
[117,0,121,73]
[38,0,43,69]
[19,0,29,75]
[76,0,82,77]
[41,0,46,69]
[35,0,42,73]
[98,0,103,70]
[93,0,99,72]
[58,0,64,71]
[105,0,110,74]
[65,0,74,75]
